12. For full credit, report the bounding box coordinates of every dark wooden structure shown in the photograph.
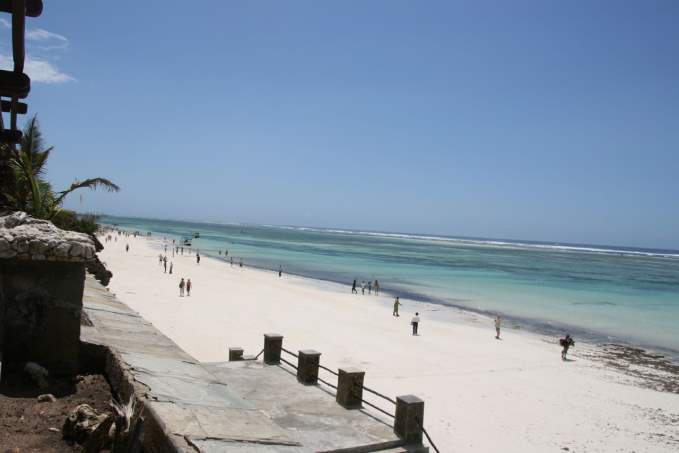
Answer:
[0,1,42,210]
[0,0,42,144]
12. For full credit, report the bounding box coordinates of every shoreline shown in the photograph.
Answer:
[97,230,679,452]
[165,237,679,379]
[119,224,679,363]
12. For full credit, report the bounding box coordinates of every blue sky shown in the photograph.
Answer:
[4,1,679,249]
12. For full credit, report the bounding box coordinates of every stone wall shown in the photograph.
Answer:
[0,212,95,377]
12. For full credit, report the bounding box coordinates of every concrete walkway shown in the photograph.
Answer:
[80,277,411,452]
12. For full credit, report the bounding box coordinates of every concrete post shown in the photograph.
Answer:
[336,367,364,409]
[0,212,96,377]
[228,347,244,361]
[263,333,283,364]
[297,349,321,384]
[394,394,424,444]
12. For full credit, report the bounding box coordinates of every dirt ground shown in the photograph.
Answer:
[0,373,112,452]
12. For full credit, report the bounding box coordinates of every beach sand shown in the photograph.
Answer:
[98,233,679,452]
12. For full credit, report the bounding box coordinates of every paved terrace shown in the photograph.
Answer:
[80,276,412,452]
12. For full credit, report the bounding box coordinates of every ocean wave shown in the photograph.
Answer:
[263,225,679,259]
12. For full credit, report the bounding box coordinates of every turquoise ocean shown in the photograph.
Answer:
[100,215,679,357]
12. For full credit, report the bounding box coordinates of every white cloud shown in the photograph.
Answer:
[0,54,74,83]
[26,28,68,44]
[0,19,68,45]
[0,21,73,83]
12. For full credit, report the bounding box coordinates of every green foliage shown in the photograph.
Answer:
[1,115,120,229]
[51,210,101,235]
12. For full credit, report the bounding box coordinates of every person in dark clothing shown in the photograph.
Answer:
[560,334,575,360]
[186,278,192,296]
[196,253,201,264]
[278,265,282,277]
[351,280,358,294]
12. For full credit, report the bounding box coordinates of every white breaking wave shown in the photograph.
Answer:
[262,225,679,259]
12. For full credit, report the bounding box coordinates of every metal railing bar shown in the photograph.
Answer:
[415,417,440,453]
[318,364,339,376]
[317,376,338,390]
[353,383,397,405]
[280,357,298,369]
[281,347,298,358]
[360,399,395,419]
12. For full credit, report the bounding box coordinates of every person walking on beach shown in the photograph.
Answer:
[239,258,243,268]
[196,253,201,264]
[495,315,502,339]
[186,278,192,296]
[393,297,402,317]
[411,312,420,335]
[179,278,185,297]
[230,257,233,267]
[560,334,575,360]
[159,254,163,265]
[361,281,366,295]
[181,246,184,255]
[164,259,167,273]
[125,244,129,252]
[169,262,173,274]
[278,265,282,277]
[374,280,380,295]
[352,280,358,294]
[368,281,372,294]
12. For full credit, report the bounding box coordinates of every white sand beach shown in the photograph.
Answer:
[98,233,679,452]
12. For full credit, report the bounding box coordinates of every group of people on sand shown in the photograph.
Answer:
[178,278,192,297]
[158,253,173,274]
[351,279,380,295]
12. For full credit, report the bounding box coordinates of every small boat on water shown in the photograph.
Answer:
[181,236,192,246]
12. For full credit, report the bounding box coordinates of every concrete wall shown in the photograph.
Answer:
[0,259,85,376]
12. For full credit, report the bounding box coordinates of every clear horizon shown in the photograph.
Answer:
[98,213,679,254]
[6,1,679,250]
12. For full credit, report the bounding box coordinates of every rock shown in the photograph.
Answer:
[23,362,49,389]
[38,394,57,403]
[62,403,110,444]
[0,212,95,262]
[86,255,113,286]
[54,242,70,257]
[0,248,17,258]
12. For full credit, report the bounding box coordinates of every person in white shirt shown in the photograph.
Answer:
[411,312,420,335]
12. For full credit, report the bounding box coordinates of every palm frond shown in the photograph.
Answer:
[53,177,120,207]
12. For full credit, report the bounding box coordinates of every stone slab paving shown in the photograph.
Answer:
[205,360,405,452]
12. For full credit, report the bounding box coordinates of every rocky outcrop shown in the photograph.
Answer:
[0,211,96,262]
[86,255,113,286]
